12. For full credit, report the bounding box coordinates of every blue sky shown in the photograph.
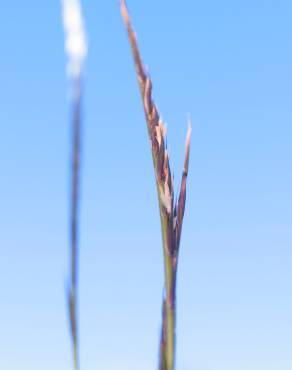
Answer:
[0,1,291,369]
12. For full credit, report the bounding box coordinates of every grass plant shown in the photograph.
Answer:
[121,2,191,369]
[61,1,87,369]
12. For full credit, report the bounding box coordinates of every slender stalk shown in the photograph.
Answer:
[68,79,82,370]
[61,1,87,368]
[121,2,191,369]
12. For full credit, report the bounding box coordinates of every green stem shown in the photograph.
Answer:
[165,301,175,370]
[159,206,176,370]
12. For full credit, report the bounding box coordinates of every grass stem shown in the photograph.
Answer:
[68,79,82,370]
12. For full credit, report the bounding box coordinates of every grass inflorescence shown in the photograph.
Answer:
[121,2,191,369]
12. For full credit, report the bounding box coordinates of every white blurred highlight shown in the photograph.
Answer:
[62,0,87,78]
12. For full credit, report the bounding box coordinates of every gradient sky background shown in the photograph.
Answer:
[0,1,291,370]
